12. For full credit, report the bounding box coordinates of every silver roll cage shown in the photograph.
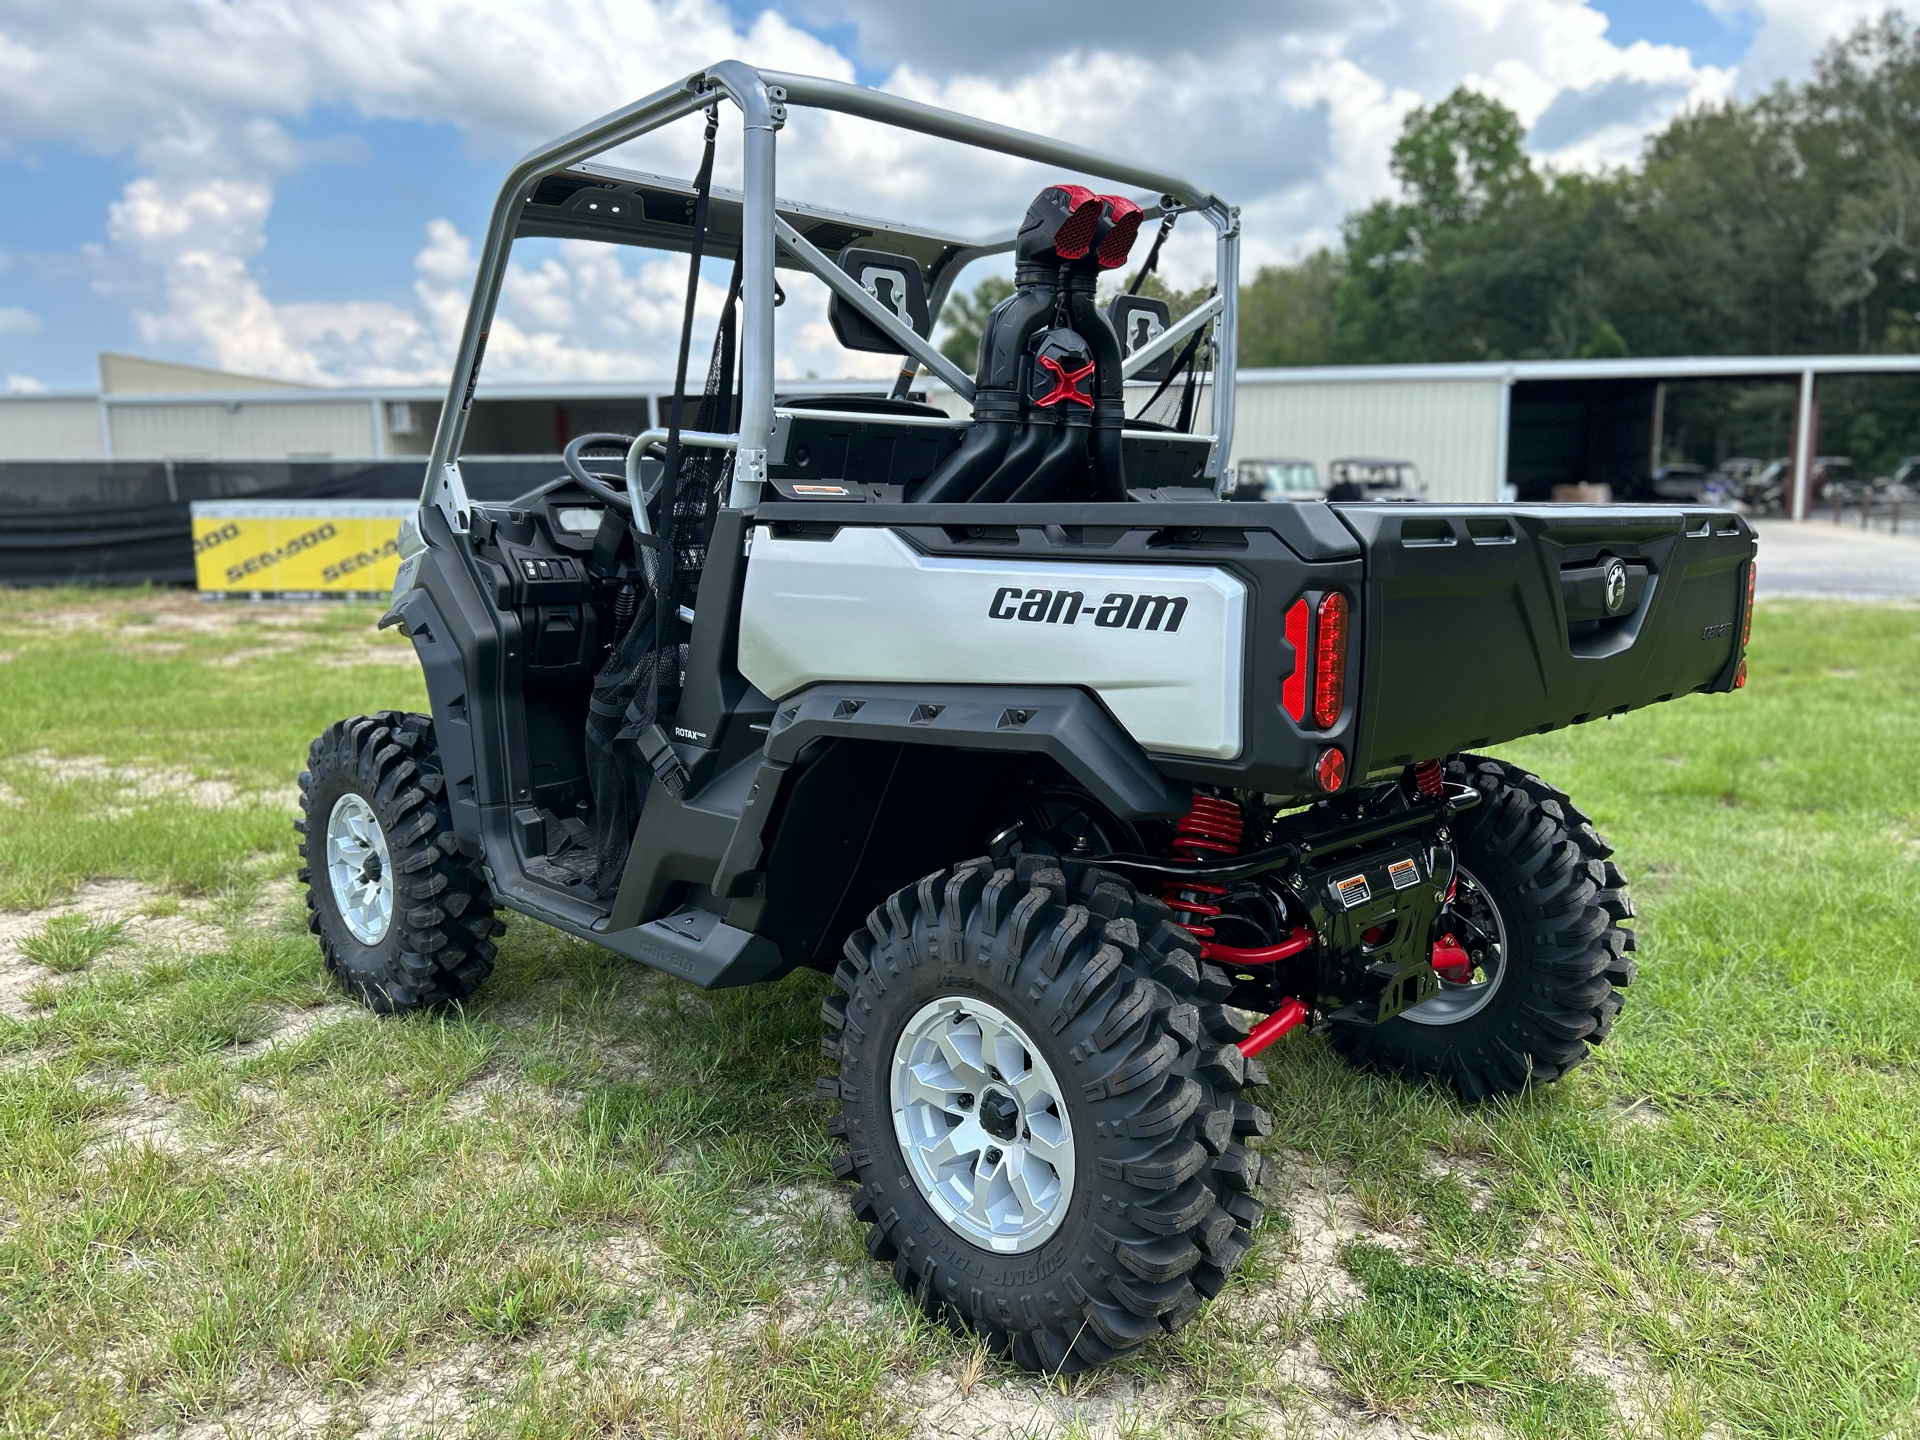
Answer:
[421,60,1240,532]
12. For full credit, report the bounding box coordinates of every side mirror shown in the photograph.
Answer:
[1108,295,1172,381]
[828,247,931,354]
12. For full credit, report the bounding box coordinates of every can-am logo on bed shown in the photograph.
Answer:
[988,587,1188,632]
[1603,557,1629,614]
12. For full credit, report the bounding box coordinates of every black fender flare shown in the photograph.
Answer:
[381,584,484,851]
[706,682,1191,900]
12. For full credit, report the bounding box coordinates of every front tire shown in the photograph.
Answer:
[1331,755,1636,1099]
[296,712,502,1013]
[823,855,1274,1373]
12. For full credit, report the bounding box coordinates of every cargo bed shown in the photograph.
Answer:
[1335,504,1754,777]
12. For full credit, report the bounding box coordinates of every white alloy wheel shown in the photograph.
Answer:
[326,792,393,944]
[890,996,1076,1254]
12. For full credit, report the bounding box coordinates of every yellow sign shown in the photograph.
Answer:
[190,501,417,596]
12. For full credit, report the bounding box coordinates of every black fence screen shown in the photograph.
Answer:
[0,459,564,586]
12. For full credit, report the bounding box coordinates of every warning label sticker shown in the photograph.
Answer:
[1334,873,1372,909]
[1387,857,1421,891]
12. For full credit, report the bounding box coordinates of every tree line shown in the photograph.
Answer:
[937,14,1920,478]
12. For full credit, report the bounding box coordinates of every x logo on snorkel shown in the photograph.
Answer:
[1035,353,1096,408]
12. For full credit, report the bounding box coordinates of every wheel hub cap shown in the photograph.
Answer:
[326,792,393,945]
[978,1089,1021,1141]
[891,997,1075,1253]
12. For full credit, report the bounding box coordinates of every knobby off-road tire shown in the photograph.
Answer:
[822,855,1275,1373]
[295,711,502,1013]
[1332,754,1636,1099]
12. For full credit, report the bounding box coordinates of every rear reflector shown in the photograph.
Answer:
[1313,591,1348,728]
[1282,599,1309,721]
[1315,747,1345,792]
[1742,562,1756,649]
[1734,657,1748,689]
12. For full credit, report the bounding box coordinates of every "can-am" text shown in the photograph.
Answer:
[988,587,1189,632]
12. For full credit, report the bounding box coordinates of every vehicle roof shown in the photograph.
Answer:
[515,159,1161,286]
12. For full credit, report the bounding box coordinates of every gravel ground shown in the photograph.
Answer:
[1752,516,1920,599]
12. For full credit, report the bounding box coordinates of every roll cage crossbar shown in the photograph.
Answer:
[422,60,1241,532]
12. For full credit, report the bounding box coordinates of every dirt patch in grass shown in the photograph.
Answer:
[8,592,346,638]
[12,752,298,814]
[1266,1153,1416,1317]
[82,1080,193,1160]
[146,1340,500,1440]
[230,1003,358,1057]
[0,879,219,1014]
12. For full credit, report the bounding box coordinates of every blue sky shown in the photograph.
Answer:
[0,0,1872,391]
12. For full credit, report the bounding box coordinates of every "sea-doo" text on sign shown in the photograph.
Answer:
[988,587,1190,632]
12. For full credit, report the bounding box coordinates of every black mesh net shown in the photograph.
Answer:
[584,258,743,896]
[586,587,660,894]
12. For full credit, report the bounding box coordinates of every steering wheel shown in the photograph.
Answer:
[562,432,653,515]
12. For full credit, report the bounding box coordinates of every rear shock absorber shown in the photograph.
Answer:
[1159,795,1242,949]
[1409,758,1467,978]
[1411,757,1444,799]
[1161,796,1315,968]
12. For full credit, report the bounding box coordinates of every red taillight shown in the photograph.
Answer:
[1742,563,1755,649]
[1734,657,1747,689]
[1283,598,1309,721]
[1313,591,1348,728]
[1315,747,1345,792]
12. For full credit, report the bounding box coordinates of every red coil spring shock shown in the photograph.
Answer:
[1160,796,1243,947]
[1162,796,1315,967]
[1411,758,1444,799]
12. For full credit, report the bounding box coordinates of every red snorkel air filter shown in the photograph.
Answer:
[1094,195,1143,268]
[1036,184,1103,261]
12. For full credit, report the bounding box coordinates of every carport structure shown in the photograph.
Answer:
[1232,354,1920,513]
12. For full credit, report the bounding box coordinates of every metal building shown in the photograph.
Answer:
[1232,355,1920,518]
[8,350,1918,522]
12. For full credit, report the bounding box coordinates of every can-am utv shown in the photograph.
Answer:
[296,61,1757,1373]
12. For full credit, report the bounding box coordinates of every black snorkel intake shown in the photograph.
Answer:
[915,185,1141,504]
[913,185,1103,502]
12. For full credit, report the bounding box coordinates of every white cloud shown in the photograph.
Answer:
[0,0,1878,383]
[5,373,46,393]
[1714,0,1915,90]
[0,305,40,336]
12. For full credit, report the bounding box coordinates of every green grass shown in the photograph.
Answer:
[18,915,129,973]
[0,587,1915,1438]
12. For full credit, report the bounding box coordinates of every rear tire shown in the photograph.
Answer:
[1330,755,1635,1099]
[823,854,1274,1373]
[296,712,502,1013]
